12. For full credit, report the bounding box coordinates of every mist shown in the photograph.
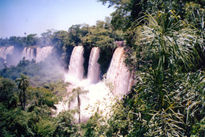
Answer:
[0,45,66,86]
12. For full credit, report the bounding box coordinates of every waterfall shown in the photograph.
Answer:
[66,46,84,83]
[106,47,132,96]
[0,46,54,68]
[21,46,53,62]
[56,46,133,122]
[22,47,36,61]
[87,47,100,84]
[0,46,14,60]
[36,46,53,63]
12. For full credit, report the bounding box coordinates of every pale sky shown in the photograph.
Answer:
[0,0,114,38]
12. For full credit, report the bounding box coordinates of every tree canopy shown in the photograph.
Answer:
[0,0,204,136]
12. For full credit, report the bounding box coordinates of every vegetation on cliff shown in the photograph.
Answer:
[0,0,204,136]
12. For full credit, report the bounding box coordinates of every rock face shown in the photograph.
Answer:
[57,46,133,122]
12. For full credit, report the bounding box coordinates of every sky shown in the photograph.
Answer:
[0,0,114,38]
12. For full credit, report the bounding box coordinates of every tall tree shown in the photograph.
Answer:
[98,0,205,136]
[99,0,205,31]
[16,74,29,110]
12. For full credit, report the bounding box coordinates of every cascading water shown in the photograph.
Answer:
[21,46,53,62]
[0,46,14,59]
[56,46,133,122]
[106,47,132,96]
[22,48,28,59]
[22,47,36,61]
[0,46,54,67]
[65,46,85,83]
[36,46,53,62]
[87,47,100,84]
[1,45,133,122]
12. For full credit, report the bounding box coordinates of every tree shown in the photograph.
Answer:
[53,111,78,137]
[82,19,123,48]
[16,74,29,110]
[98,0,205,136]
[39,30,53,46]
[24,34,38,46]
[69,87,88,123]
[0,77,18,108]
[99,0,205,31]
[68,24,89,46]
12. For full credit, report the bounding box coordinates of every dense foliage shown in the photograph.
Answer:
[0,0,204,136]
[0,57,64,86]
[0,76,70,136]
[97,0,205,136]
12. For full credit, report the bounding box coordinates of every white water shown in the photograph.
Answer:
[55,79,115,122]
[79,81,115,122]
[36,46,53,63]
[0,46,14,59]
[65,46,85,83]
[21,46,54,62]
[106,47,132,96]
[0,46,53,64]
[55,46,132,122]
[22,47,36,61]
[87,47,100,84]
[1,45,133,122]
